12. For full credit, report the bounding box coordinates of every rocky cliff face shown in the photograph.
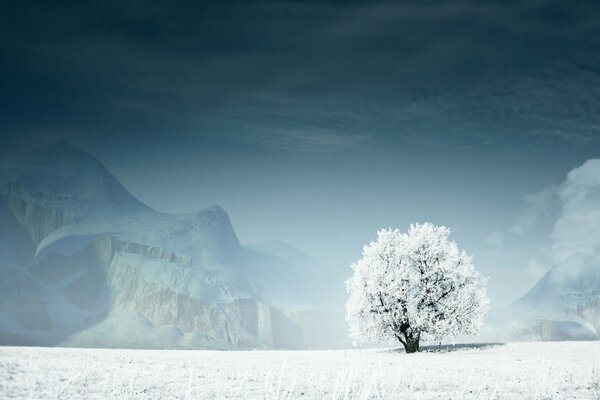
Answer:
[3,183,77,246]
[0,140,344,349]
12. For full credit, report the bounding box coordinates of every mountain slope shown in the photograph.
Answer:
[485,253,600,341]
[516,253,600,311]
[0,140,343,349]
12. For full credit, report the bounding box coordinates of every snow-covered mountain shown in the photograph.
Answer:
[0,140,346,349]
[485,253,600,341]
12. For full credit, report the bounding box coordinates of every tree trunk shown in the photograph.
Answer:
[397,324,420,353]
[403,336,420,353]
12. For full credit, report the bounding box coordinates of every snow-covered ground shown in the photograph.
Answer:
[1,342,599,399]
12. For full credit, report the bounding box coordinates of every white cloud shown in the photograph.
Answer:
[525,258,548,280]
[509,186,557,236]
[551,159,600,261]
[501,159,600,268]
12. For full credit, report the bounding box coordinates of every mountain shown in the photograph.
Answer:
[245,240,350,348]
[484,253,600,341]
[0,140,346,349]
[516,253,600,311]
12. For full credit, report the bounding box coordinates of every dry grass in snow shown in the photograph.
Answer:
[1,341,599,399]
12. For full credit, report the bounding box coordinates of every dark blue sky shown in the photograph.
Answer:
[1,0,600,305]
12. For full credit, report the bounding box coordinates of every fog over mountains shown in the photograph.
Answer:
[1,140,599,348]
[0,140,346,349]
[484,253,600,342]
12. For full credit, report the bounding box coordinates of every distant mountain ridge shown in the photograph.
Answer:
[516,253,600,310]
[484,253,600,342]
[0,140,347,349]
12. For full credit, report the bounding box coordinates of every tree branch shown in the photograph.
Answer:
[395,334,406,346]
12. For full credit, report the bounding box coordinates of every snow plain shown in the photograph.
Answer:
[1,342,599,399]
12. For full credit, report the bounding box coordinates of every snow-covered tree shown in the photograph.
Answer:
[346,223,489,353]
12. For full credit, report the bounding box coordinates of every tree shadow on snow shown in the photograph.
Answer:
[384,342,505,354]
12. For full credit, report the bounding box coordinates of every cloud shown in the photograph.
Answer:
[3,0,600,155]
[508,159,600,262]
[551,159,600,261]
[250,129,370,154]
[497,159,600,270]
[509,186,558,235]
[525,258,548,280]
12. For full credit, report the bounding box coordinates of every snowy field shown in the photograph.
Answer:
[1,342,599,399]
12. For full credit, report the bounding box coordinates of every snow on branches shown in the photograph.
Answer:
[346,223,489,352]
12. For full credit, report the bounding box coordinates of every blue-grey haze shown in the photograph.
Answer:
[1,0,599,305]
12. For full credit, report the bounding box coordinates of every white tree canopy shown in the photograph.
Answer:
[346,223,489,351]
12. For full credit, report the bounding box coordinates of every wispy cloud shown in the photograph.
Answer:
[250,129,370,154]
[509,186,558,236]
[500,159,600,264]
[3,0,600,155]
[552,159,600,261]
[525,258,548,280]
